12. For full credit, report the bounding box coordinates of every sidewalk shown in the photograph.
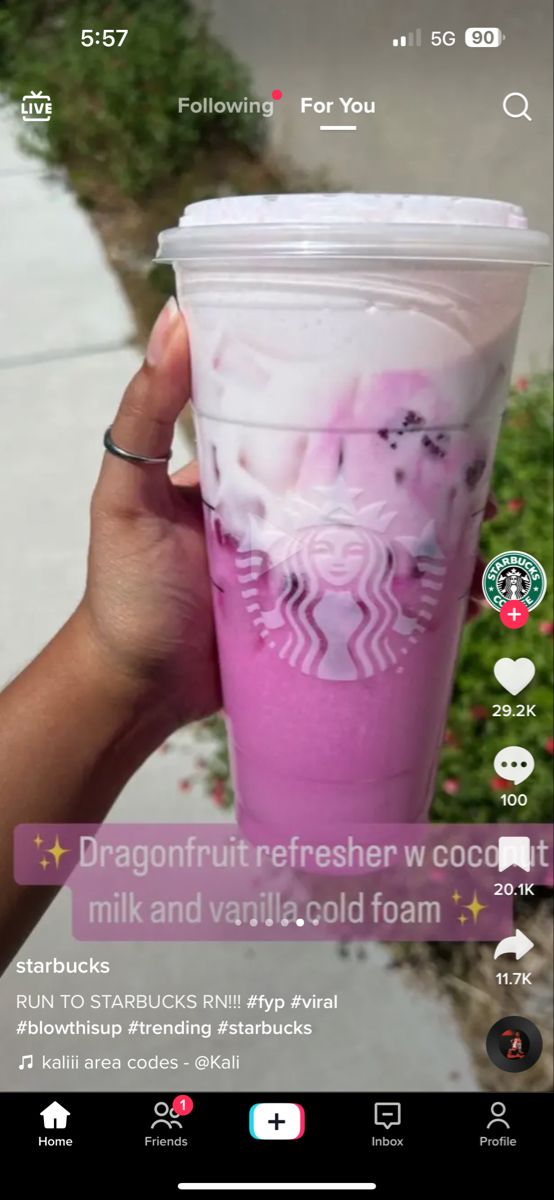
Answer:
[0,108,478,1092]
[200,0,553,375]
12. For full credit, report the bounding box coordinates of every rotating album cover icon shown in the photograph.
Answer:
[486,1016,543,1072]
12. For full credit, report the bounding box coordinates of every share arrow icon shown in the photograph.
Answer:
[494,928,534,960]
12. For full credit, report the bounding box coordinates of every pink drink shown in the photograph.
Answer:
[157,195,547,840]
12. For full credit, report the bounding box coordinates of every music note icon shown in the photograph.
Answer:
[18,1054,33,1070]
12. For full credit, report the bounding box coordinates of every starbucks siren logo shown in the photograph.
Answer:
[230,476,447,681]
[482,551,547,612]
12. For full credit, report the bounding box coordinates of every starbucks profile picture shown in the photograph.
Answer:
[482,551,547,613]
[486,1015,543,1073]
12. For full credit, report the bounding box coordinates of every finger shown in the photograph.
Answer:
[170,462,207,528]
[171,460,200,489]
[97,299,190,503]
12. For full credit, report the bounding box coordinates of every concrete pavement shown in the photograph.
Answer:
[0,106,477,1092]
[199,0,552,374]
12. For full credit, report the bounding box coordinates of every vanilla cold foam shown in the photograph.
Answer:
[157,195,548,839]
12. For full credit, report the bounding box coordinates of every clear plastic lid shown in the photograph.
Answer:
[156,193,550,266]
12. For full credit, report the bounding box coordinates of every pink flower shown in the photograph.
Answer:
[443,728,459,747]
[506,498,525,513]
[443,778,460,795]
[545,738,554,755]
[490,775,506,792]
[539,621,554,636]
[471,705,488,720]
[211,780,227,807]
[514,376,529,392]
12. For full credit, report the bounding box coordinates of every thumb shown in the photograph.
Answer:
[96,298,190,507]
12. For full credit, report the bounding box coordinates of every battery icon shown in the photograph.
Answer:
[465,27,505,47]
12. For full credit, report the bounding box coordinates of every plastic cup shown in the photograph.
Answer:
[157,194,548,840]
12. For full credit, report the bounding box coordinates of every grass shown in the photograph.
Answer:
[389,890,553,1092]
[2,1,551,1092]
[434,373,553,822]
[0,0,326,347]
[1,9,550,819]
[0,0,263,200]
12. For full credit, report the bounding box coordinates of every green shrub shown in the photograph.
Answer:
[204,375,553,824]
[1,6,550,825]
[434,373,553,822]
[0,0,264,198]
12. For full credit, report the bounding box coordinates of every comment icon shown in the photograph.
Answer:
[374,1101,401,1130]
[494,746,535,787]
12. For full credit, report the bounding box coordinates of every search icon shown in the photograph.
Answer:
[503,92,532,121]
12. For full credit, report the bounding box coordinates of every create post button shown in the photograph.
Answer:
[249,1103,305,1140]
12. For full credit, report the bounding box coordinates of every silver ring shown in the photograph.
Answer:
[103,426,172,465]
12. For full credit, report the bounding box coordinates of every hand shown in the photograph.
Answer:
[77,296,494,734]
[78,298,221,731]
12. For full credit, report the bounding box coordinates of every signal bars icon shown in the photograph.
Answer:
[392,30,422,47]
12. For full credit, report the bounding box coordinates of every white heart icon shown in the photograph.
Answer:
[494,657,535,696]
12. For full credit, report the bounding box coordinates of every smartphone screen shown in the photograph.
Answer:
[0,1,552,1193]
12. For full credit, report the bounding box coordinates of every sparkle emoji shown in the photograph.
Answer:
[45,834,71,870]
[452,889,487,926]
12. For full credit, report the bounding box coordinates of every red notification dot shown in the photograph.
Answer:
[172,1094,194,1117]
[499,599,529,629]
[271,89,283,100]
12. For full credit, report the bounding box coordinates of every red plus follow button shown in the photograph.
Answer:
[499,599,529,629]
